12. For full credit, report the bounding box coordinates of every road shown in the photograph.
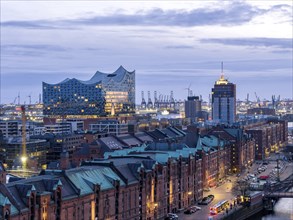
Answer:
[178,152,293,220]
[178,176,238,220]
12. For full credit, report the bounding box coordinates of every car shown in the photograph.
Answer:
[184,209,194,214]
[166,213,178,220]
[198,197,209,205]
[207,195,215,201]
[191,205,201,211]
[200,196,213,205]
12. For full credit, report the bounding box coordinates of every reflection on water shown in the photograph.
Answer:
[262,197,293,220]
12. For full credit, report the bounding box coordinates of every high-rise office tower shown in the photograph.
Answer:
[212,65,236,124]
[185,96,202,120]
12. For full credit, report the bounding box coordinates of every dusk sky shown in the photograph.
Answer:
[1,1,292,104]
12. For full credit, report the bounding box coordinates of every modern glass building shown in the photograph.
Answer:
[212,74,236,124]
[43,66,135,117]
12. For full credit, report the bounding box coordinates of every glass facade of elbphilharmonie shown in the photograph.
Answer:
[43,66,135,117]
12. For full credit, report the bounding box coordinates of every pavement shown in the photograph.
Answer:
[178,176,238,220]
[177,152,292,220]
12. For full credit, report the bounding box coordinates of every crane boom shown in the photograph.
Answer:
[20,106,27,168]
[254,92,261,107]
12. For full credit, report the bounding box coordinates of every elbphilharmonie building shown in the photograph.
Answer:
[43,66,135,117]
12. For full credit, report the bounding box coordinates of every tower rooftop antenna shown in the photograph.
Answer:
[220,61,224,80]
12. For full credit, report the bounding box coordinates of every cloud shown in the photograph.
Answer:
[200,38,293,49]
[164,45,194,49]
[1,44,68,57]
[1,21,62,29]
[1,20,79,30]
[2,1,289,29]
[271,49,292,54]
[2,44,67,51]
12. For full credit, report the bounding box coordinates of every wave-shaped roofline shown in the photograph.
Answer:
[43,65,135,86]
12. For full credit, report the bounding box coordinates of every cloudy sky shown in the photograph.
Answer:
[1,0,292,104]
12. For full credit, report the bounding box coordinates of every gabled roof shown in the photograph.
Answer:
[0,192,18,215]
[134,132,154,143]
[117,134,142,147]
[65,166,125,193]
[147,129,168,141]
[195,136,203,150]
[146,142,186,151]
[98,136,125,150]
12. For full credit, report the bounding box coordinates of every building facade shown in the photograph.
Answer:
[184,96,202,120]
[0,121,19,138]
[246,119,288,160]
[43,66,135,117]
[212,74,236,124]
[2,138,49,168]
[0,152,203,220]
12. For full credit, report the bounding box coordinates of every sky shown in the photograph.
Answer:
[0,0,292,104]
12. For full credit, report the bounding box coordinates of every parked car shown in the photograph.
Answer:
[199,196,213,205]
[191,205,201,211]
[166,213,178,220]
[207,195,215,201]
[184,209,194,214]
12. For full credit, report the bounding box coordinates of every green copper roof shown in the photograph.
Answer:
[104,144,147,158]
[65,167,125,195]
[0,193,18,215]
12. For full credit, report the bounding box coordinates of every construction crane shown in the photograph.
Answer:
[154,91,158,108]
[38,93,42,104]
[147,91,153,108]
[17,92,20,105]
[141,91,146,109]
[13,97,17,105]
[246,93,250,104]
[16,105,27,169]
[27,93,32,105]
[272,95,281,109]
[254,92,261,107]
[185,83,192,98]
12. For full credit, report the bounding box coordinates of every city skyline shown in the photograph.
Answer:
[1,1,292,104]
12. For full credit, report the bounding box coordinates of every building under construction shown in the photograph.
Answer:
[0,105,49,170]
